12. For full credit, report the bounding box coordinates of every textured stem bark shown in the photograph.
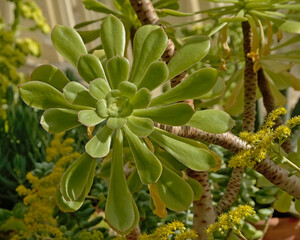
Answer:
[242,21,257,132]
[257,68,293,153]
[214,21,259,214]
[156,124,300,200]
[187,170,215,240]
[126,225,141,240]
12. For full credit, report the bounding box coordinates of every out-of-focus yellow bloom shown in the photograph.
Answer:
[14,133,80,239]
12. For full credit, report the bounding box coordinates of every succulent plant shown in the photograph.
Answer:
[19,15,235,234]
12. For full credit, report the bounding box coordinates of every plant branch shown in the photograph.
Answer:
[126,225,141,240]
[187,170,215,240]
[156,124,300,200]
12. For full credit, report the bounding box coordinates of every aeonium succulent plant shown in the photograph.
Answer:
[19,15,235,234]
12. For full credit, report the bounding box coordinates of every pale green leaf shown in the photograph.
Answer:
[77,54,106,83]
[130,88,151,109]
[85,125,113,158]
[187,177,203,201]
[137,61,169,91]
[123,125,162,184]
[63,82,97,107]
[167,36,210,80]
[274,192,292,212]
[60,152,96,201]
[56,186,85,212]
[74,18,103,29]
[295,199,300,213]
[129,27,168,85]
[118,82,137,98]
[199,78,225,99]
[127,168,143,194]
[51,25,87,66]
[157,8,194,16]
[83,0,121,15]
[155,148,186,172]
[89,78,111,100]
[126,116,154,137]
[19,81,79,110]
[156,165,193,211]
[106,130,139,234]
[133,103,194,126]
[101,15,125,59]
[77,29,101,44]
[186,109,235,134]
[280,20,300,33]
[106,56,130,89]
[95,99,109,118]
[78,109,105,126]
[150,68,218,106]
[30,64,69,92]
[107,117,127,129]
[41,108,81,133]
[149,128,217,171]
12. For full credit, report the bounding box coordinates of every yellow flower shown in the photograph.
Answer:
[206,205,255,240]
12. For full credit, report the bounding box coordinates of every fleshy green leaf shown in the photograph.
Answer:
[156,165,193,211]
[131,88,151,109]
[123,125,162,184]
[106,129,139,234]
[274,192,292,212]
[187,109,235,134]
[100,15,125,59]
[77,29,101,44]
[95,99,108,118]
[51,25,87,66]
[187,177,203,201]
[63,82,97,107]
[127,168,143,194]
[74,18,102,29]
[295,199,300,213]
[107,117,127,129]
[133,103,194,126]
[157,8,194,16]
[60,152,96,201]
[78,109,105,126]
[19,81,78,110]
[150,68,218,107]
[126,116,154,137]
[118,82,137,98]
[137,61,169,91]
[85,125,113,158]
[106,56,130,89]
[167,36,210,80]
[155,148,186,172]
[149,128,217,171]
[77,54,106,83]
[56,186,85,212]
[132,25,160,65]
[279,20,300,33]
[89,78,111,100]
[129,27,168,85]
[30,64,70,92]
[83,0,121,15]
[41,108,80,133]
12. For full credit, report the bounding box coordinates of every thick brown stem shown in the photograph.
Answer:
[187,170,215,240]
[128,0,159,25]
[214,167,244,215]
[215,21,259,214]
[254,158,300,199]
[242,21,257,132]
[126,225,141,240]
[257,68,294,153]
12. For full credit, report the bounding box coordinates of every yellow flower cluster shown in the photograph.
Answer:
[137,221,198,240]
[78,229,104,240]
[19,0,50,33]
[14,133,80,239]
[229,107,299,168]
[206,205,255,240]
